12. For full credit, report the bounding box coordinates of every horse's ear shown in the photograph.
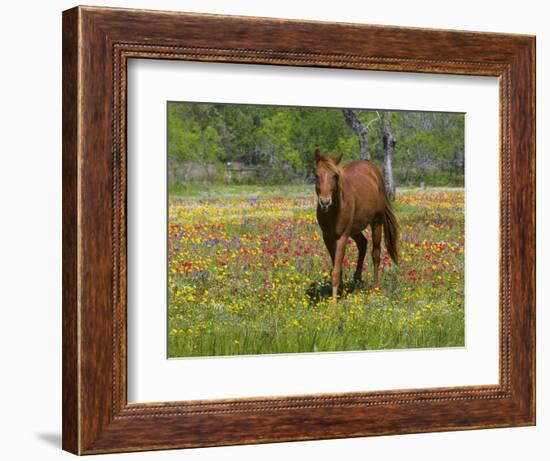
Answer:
[314,148,322,163]
[333,154,343,165]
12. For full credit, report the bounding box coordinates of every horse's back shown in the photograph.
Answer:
[344,160,387,228]
[344,160,385,194]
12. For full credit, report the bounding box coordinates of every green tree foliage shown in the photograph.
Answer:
[168,103,224,163]
[167,102,464,187]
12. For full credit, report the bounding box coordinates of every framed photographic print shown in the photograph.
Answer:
[62,5,535,455]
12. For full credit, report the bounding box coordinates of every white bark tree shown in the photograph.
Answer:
[342,109,397,200]
[342,109,371,160]
[380,114,397,201]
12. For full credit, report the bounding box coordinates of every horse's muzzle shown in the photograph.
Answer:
[318,197,332,211]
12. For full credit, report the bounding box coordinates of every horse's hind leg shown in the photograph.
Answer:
[371,223,382,287]
[351,232,368,286]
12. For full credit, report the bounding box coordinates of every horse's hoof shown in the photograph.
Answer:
[351,278,362,291]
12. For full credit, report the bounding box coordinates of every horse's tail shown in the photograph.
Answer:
[383,200,400,265]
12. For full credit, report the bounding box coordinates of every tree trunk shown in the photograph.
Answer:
[342,109,370,160]
[381,118,397,201]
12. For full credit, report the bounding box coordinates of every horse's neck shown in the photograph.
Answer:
[324,183,346,225]
[333,189,343,210]
[336,174,349,208]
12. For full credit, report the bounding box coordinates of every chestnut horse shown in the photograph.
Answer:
[314,148,399,300]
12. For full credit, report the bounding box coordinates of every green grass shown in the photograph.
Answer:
[168,182,313,199]
[167,184,464,357]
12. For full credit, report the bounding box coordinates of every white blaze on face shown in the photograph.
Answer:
[316,168,336,211]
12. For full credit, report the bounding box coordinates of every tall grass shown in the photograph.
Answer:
[167,185,464,358]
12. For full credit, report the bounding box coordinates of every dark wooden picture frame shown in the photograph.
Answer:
[62,5,535,455]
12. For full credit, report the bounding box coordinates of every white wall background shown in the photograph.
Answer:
[0,1,545,459]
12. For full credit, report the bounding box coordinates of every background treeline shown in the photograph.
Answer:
[168,102,464,190]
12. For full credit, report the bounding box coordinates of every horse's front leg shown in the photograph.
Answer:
[322,232,336,268]
[331,235,348,302]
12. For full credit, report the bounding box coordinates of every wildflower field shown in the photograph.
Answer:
[168,185,464,358]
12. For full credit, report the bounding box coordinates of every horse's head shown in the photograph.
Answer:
[314,148,343,212]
